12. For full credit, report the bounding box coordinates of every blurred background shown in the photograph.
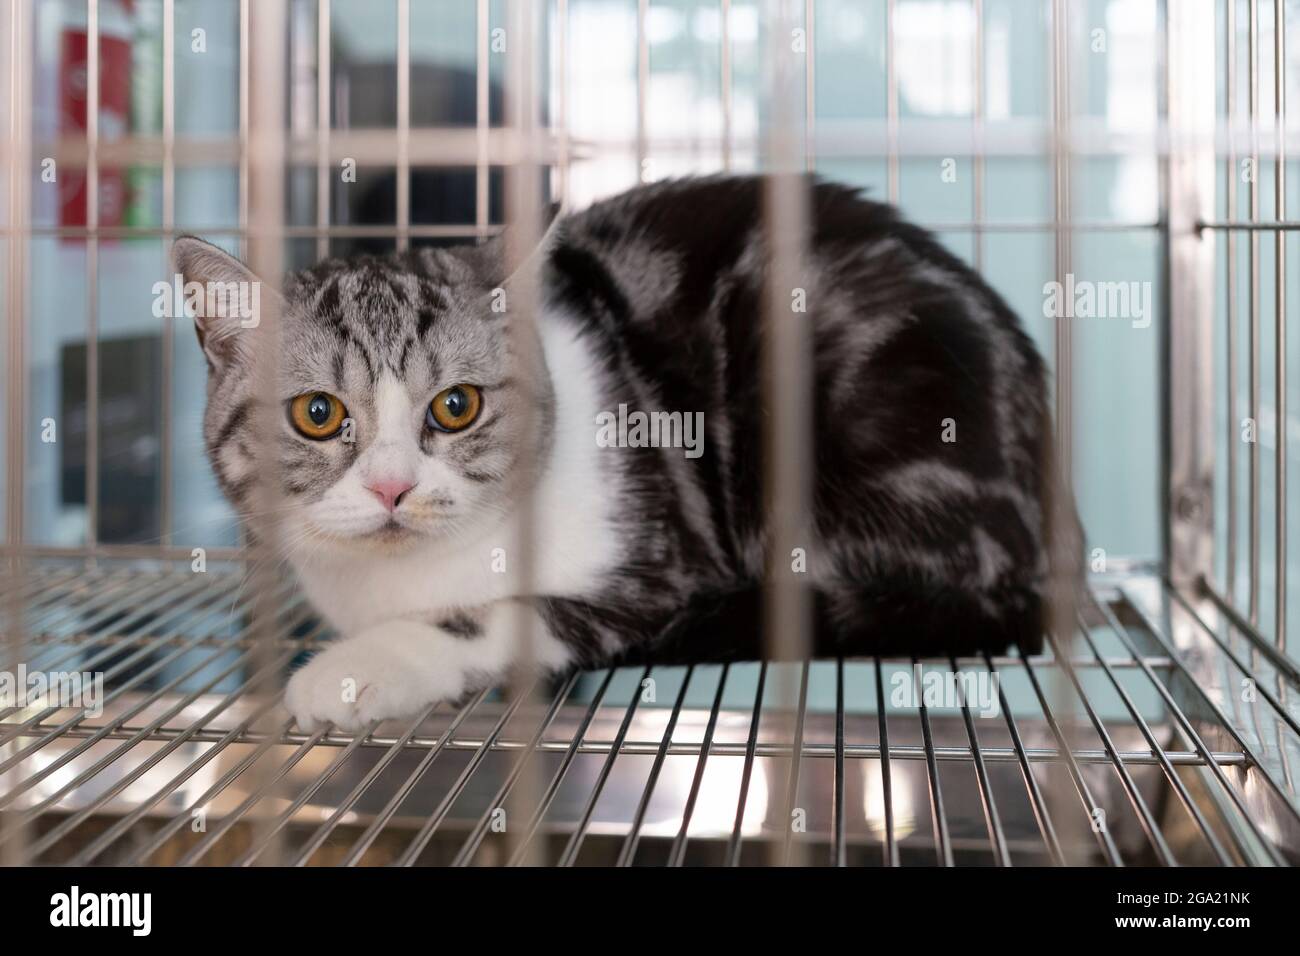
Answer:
[1,0,1165,563]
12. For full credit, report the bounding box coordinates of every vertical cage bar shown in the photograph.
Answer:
[1164,0,1217,589]
[637,0,648,179]
[1045,0,1085,860]
[475,0,488,238]
[972,0,984,271]
[238,0,249,241]
[1227,0,1238,600]
[85,0,100,552]
[315,0,329,260]
[804,0,814,172]
[554,0,570,207]
[501,0,545,868]
[396,0,410,252]
[1250,0,1262,621]
[761,0,813,867]
[1,0,31,868]
[721,0,732,171]
[3,0,28,556]
[245,0,289,867]
[885,0,898,202]
[160,0,175,545]
[1051,0,1072,482]
[1273,0,1286,650]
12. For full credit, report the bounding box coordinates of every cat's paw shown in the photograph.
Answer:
[284,621,467,733]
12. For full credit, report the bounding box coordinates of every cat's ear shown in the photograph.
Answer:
[171,236,276,372]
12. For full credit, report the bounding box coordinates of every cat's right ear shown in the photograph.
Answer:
[170,236,271,373]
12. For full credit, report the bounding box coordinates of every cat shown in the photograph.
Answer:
[173,175,1079,732]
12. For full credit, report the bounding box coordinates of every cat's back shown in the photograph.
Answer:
[544,175,1057,590]
[546,174,1047,451]
[547,175,1039,366]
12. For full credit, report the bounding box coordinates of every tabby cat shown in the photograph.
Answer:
[174,176,1077,731]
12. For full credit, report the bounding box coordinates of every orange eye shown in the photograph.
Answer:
[289,392,347,440]
[427,385,482,432]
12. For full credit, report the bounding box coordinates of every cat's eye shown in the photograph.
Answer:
[426,385,482,432]
[289,392,347,440]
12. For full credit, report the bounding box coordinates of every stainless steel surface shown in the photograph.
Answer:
[0,562,1295,866]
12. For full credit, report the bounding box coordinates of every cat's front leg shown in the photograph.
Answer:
[284,603,573,732]
[284,620,473,732]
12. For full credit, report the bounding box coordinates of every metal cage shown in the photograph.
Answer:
[1,0,1298,867]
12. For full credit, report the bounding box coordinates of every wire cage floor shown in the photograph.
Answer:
[0,559,1297,867]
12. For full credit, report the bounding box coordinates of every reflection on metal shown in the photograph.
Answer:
[0,561,1295,865]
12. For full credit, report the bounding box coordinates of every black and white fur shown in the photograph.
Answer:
[175,176,1077,731]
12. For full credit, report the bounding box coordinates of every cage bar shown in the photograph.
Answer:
[1165,0,1217,589]
[395,0,410,253]
[1226,0,1239,601]
[760,0,815,867]
[315,0,329,261]
[1273,0,1286,652]
[1250,0,1262,624]
[244,0,290,868]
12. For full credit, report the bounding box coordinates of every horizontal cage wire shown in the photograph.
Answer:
[0,0,1297,867]
[0,560,1296,866]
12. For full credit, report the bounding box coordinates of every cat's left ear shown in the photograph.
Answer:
[171,236,280,373]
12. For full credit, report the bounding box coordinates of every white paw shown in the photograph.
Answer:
[284,622,468,733]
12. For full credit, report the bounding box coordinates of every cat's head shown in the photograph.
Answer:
[172,236,554,555]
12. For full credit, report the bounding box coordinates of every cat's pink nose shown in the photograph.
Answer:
[365,478,414,512]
